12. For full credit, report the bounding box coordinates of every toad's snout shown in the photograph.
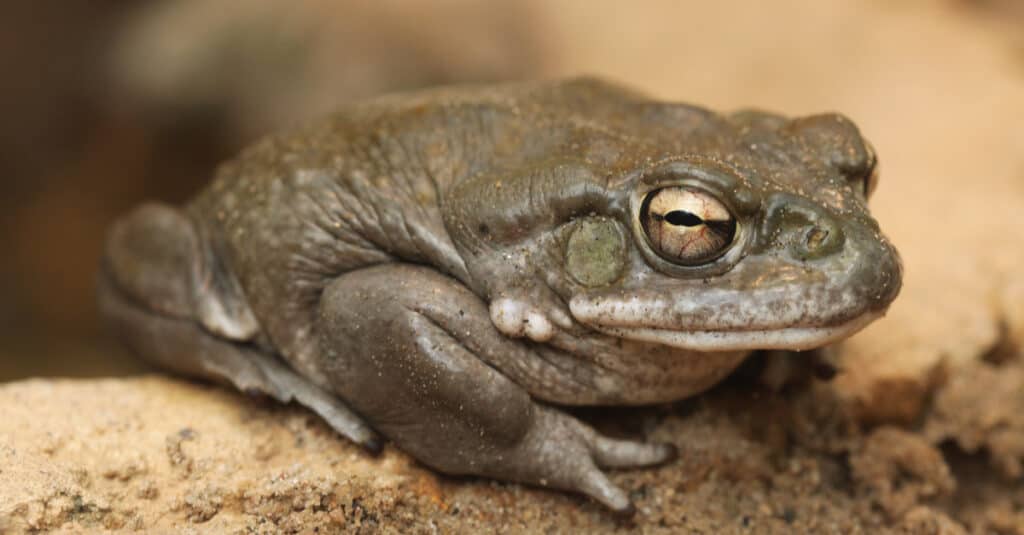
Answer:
[757,192,902,314]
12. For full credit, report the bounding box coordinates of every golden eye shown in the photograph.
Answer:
[640,187,737,265]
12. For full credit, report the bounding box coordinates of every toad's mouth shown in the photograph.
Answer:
[580,311,879,352]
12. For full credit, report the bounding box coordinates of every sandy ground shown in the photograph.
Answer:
[2,0,1023,532]
[1,361,1021,533]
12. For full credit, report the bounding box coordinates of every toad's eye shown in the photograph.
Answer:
[640,187,737,265]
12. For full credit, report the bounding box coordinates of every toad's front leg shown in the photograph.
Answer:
[315,264,675,512]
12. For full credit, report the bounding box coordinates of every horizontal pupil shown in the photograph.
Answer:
[664,210,703,227]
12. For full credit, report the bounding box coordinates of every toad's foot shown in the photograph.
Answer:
[515,405,677,512]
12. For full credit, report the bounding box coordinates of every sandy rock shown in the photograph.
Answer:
[897,506,967,535]
[0,378,425,533]
[849,427,956,520]
[2,370,1021,533]
[924,358,1024,479]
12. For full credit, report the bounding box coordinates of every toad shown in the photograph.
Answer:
[99,78,901,512]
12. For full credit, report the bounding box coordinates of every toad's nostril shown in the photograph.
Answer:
[804,227,829,251]
[794,221,844,260]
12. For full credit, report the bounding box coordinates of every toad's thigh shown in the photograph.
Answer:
[315,264,535,471]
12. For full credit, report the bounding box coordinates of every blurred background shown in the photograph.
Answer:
[1,0,1022,380]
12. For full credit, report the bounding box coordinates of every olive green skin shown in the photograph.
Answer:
[99,78,901,513]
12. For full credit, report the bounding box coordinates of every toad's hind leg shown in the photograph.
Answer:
[99,203,378,450]
[315,264,676,512]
